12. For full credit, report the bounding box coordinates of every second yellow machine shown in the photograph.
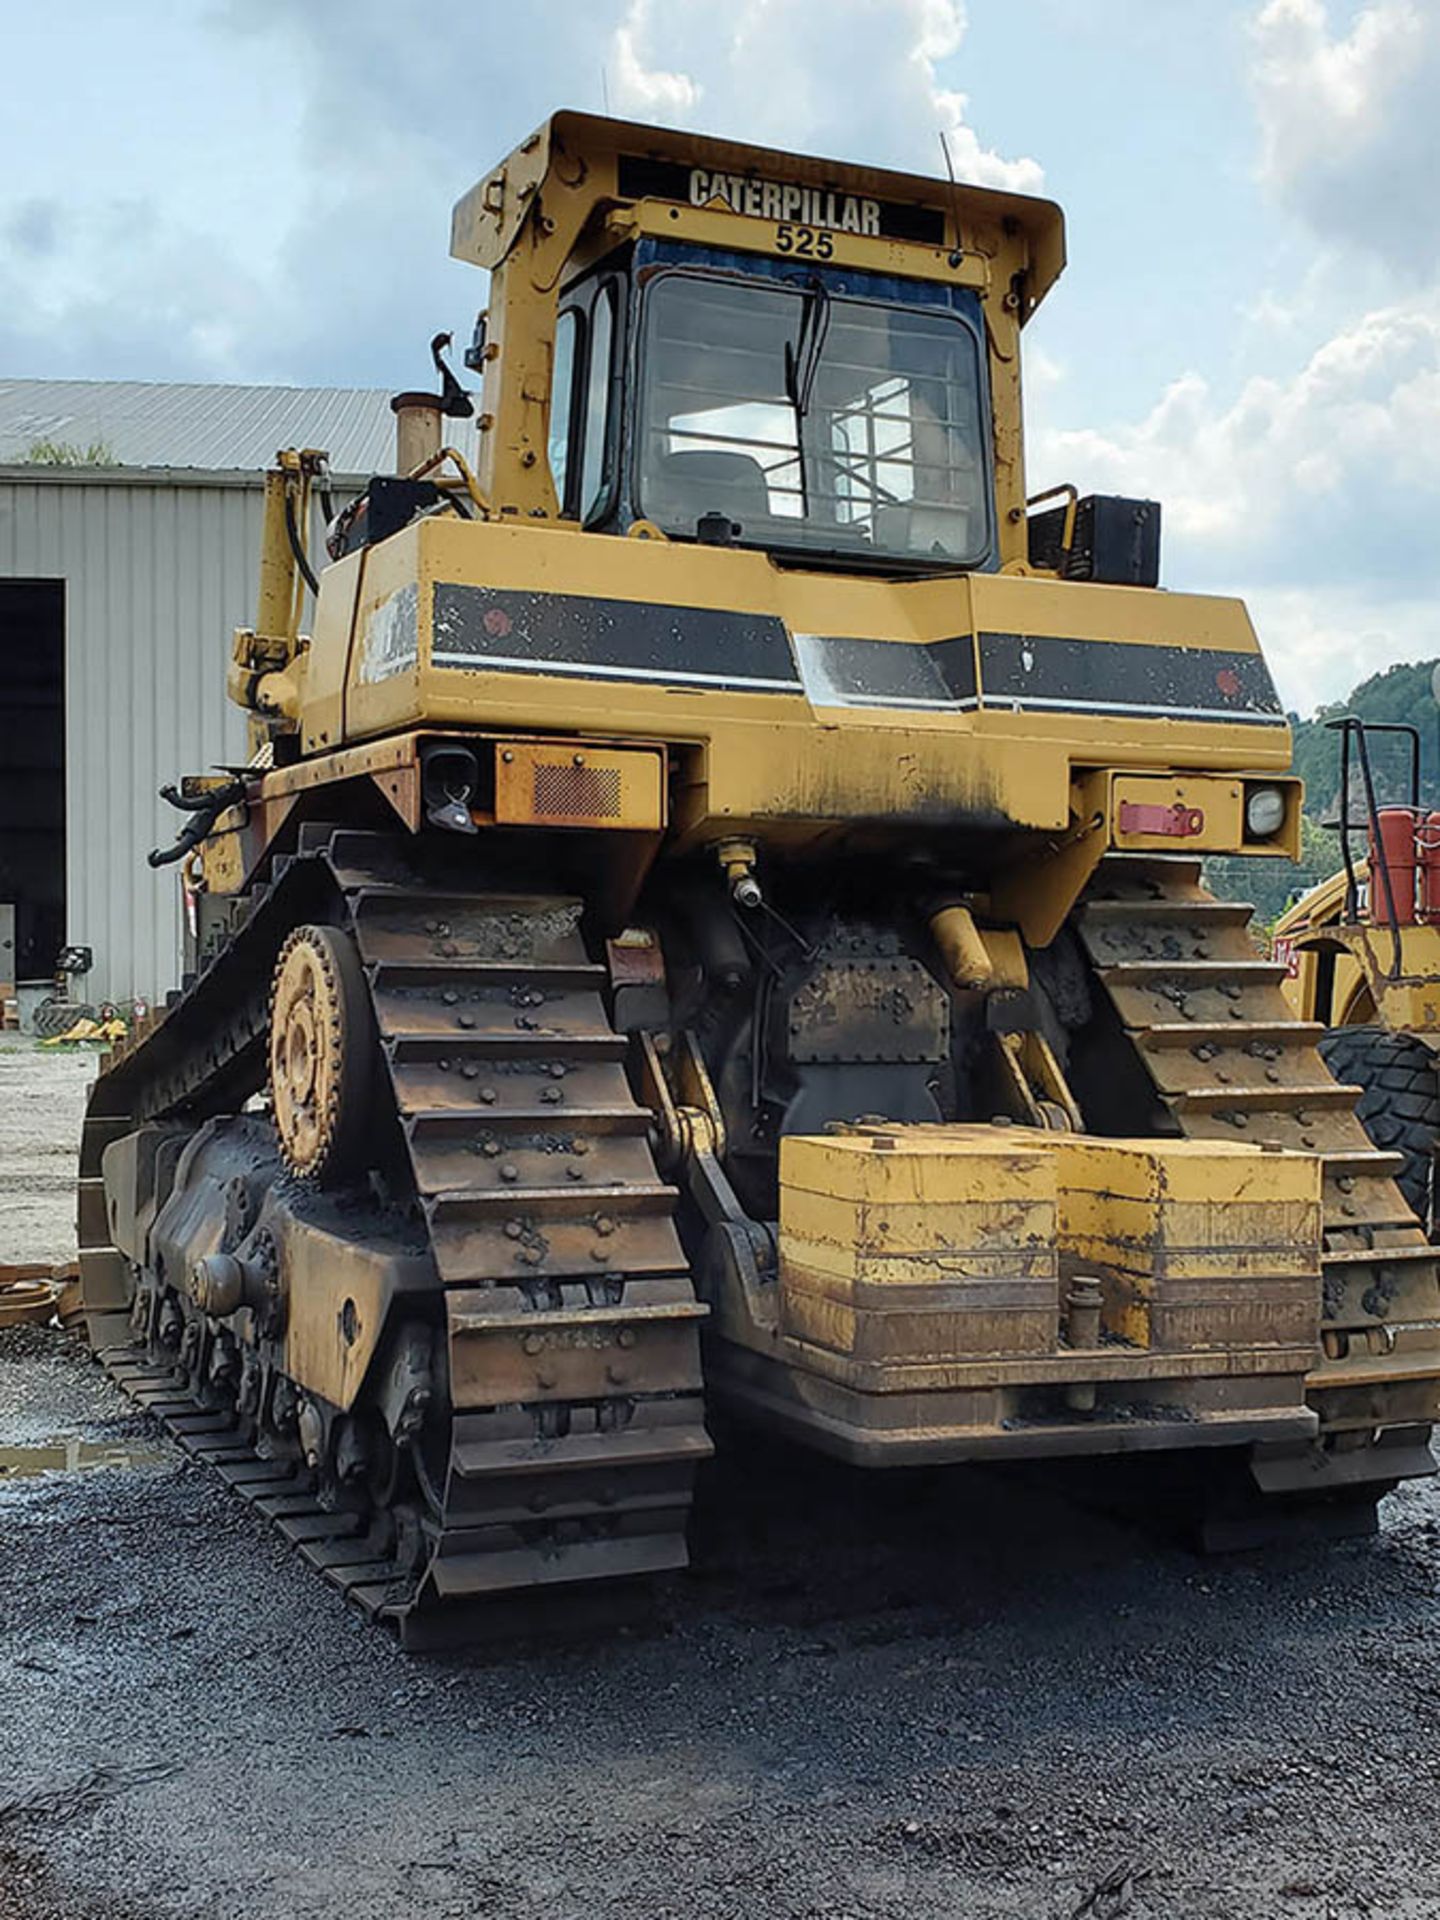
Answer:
[79,113,1440,1641]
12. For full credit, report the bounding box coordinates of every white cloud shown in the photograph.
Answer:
[0,197,274,382]
[1033,292,1440,564]
[11,0,1028,387]
[604,0,1042,188]
[1017,2,1440,717]
[1028,290,1440,709]
[1250,0,1439,272]
[1241,583,1440,714]
[611,0,704,116]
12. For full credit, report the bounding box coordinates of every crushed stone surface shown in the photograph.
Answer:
[5,1326,1440,1920]
[6,1046,1440,1918]
[0,1037,95,1268]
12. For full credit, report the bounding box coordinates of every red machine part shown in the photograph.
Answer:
[1369,806,1419,926]
[1417,811,1440,925]
[1117,801,1205,838]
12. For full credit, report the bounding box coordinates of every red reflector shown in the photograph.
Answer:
[1118,801,1205,838]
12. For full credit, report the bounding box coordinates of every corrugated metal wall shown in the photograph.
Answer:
[0,470,256,1002]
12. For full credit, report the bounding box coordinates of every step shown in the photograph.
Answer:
[390,1058,634,1118]
[1172,1082,1360,1113]
[386,1031,627,1065]
[1322,1149,1408,1180]
[451,1423,714,1481]
[430,1211,687,1285]
[1081,897,1253,926]
[372,984,610,1043]
[427,1531,688,1598]
[447,1297,707,1339]
[426,1180,677,1223]
[438,1486,693,1534]
[366,960,606,991]
[1321,1242,1438,1270]
[317,828,418,878]
[350,884,583,917]
[409,1128,658,1201]
[1097,959,1289,986]
[407,1106,647,1140]
[1140,1020,1326,1050]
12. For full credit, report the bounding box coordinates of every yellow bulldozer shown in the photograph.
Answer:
[76,112,1440,1644]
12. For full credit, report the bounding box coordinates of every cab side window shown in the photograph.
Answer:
[579,282,617,523]
[549,307,582,509]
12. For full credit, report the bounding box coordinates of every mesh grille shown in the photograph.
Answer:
[532,762,623,819]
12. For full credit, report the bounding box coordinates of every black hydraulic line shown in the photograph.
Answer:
[148,777,247,868]
[284,493,320,596]
[157,780,222,813]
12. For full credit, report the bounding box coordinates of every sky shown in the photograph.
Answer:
[1,0,1436,713]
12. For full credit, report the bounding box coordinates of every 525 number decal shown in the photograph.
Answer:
[774,223,834,259]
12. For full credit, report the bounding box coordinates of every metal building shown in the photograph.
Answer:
[0,378,471,1007]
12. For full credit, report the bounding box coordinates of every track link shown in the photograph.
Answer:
[1075,856,1440,1449]
[78,828,710,1644]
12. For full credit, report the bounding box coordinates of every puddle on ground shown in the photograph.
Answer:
[0,1437,173,1480]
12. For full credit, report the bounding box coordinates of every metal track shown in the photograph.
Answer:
[79,828,710,1645]
[1076,856,1440,1455]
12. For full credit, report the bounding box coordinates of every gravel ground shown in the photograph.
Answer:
[5,1048,1440,1919]
[0,1036,95,1268]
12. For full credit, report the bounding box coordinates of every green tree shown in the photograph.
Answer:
[1206,814,1341,933]
[1206,657,1440,927]
[1289,659,1440,817]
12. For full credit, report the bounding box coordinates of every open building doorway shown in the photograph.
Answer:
[0,580,65,1000]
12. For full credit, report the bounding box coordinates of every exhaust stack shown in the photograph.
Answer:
[389,332,474,476]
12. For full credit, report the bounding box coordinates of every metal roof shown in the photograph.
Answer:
[0,378,480,478]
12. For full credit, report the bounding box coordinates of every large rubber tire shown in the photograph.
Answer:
[1318,1024,1440,1228]
[31,997,96,1039]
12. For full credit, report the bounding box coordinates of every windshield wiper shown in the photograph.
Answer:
[782,274,831,513]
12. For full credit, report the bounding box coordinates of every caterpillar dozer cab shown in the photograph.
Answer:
[1276,716,1440,1231]
[78,113,1440,1644]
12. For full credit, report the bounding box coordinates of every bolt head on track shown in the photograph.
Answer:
[268,924,373,1182]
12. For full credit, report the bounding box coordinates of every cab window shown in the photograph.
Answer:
[636,270,992,565]
[549,307,581,506]
[579,283,617,522]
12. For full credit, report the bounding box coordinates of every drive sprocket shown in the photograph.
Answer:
[268,923,374,1181]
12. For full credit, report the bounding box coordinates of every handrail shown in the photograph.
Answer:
[1024,483,1079,572]
[1325,716,1418,980]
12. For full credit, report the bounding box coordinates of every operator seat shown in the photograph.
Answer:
[652,450,772,532]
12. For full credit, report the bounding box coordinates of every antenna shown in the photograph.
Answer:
[601,65,611,115]
[938,130,964,269]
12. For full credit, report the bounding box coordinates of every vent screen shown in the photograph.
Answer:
[532,762,624,819]
[493,741,663,829]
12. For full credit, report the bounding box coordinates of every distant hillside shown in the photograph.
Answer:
[1206,656,1440,928]
[1290,659,1440,819]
